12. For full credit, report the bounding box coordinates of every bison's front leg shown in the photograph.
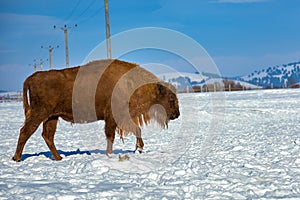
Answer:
[42,117,62,161]
[135,128,144,153]
[104,118,117,157]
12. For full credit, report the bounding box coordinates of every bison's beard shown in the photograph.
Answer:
[116,104,168,139]
[148,104,168,128]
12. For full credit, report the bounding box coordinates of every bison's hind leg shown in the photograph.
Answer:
[13,113,42,162]
[42,116,62,161]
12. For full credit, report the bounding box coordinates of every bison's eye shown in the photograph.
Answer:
[169,94,176,108]
[169,93,175,101]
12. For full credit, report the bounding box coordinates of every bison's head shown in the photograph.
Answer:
[113,70,180,135]
[126,81,180,131]
[155,82,180,122]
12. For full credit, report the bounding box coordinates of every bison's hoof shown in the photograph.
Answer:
[106,153,113,158]
[135,148,143,154]
[53,155,63,161]
[12,156,21,162]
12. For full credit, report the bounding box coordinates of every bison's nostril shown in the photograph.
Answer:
[169,112,179,120]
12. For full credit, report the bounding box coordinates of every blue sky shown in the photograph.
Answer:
[0,0,299,91]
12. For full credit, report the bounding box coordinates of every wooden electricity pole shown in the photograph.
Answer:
[39,59,44,71]
[41,45,59,70]
[54,24,77,68]
[29,60,37,72]
[104,0,112,59]
[48,47,54,70]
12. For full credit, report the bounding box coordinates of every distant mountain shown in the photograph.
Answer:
[236,61,300,88]
[158,72,258,92]
[158,61,300,91]
[0,90,7,93]
[158,72,209,90]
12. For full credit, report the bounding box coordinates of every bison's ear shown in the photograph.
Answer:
[157,83,167,96]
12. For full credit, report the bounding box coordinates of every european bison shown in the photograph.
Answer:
[13,59,180,161]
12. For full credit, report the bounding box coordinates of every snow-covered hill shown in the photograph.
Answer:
[157,72,258,91]
[158,72,208,90]
[237,61,300,88]
[157,61,300,90]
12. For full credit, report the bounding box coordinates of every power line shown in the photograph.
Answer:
[28,0,111,70]
[37,2,83,68]
[75,6,104,25]
[64,0,81,23]
[72,0,98,23]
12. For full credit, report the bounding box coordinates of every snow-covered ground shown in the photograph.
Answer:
[1,89,300,199]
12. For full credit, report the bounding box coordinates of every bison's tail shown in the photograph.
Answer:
[23,78,31,116]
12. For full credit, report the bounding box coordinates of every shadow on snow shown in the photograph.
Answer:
[20,149,135,161]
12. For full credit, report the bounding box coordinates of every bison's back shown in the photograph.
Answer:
[72,59,145,122]
[73,59,160,123]
[24,59,160,123]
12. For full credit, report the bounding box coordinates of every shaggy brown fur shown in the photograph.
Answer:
[12,59,180,161]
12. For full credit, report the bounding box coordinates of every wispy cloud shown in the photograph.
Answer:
[0,50,16,54]
[210,0,270,3]
[0,13,62,36]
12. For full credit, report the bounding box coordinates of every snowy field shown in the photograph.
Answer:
[1,89,300,199]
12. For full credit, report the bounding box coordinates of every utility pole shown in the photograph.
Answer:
[54,24,77,67]
[104,0,112,59]
[41,45,59,70]
[29,60,37,72]
[33,60,37,72]
[39,59,44,71]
